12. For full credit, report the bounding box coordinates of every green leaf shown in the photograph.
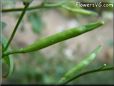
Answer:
[28,12,43,33]
[58,45,102,83]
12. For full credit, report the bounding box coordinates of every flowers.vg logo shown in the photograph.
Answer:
[75,1,113,8]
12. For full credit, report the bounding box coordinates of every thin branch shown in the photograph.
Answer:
[62,67,114,84]
[2,50,23,57]
[2,6,41,12]
[4,4,30,51]
[1,2,63,13]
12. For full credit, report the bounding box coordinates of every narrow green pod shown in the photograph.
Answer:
[61,4,98,15]
[59,45,102,83]
[4,21,104,55]
[19,21,104,53]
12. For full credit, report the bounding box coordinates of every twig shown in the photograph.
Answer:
[62,67,114,84]
[4,3,30,51]
[1,2,63,13]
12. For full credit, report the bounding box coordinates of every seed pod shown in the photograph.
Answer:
[4,21,104,55]
[61,4,98,15]
[59,45,102,83]
[19,21,104,53]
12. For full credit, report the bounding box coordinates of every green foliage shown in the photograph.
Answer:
[1,0,114,84]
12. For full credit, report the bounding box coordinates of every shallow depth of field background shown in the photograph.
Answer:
[1,0,114,84]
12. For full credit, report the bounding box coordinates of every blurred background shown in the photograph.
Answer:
[1,0,114,84]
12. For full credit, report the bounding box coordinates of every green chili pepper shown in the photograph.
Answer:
[4,21,104,56]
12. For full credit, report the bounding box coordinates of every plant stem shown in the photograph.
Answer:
[4,4,30,51]
[2,6,40,12]
[2,50,23,58]
[1,2,63,13]
[61,67,114,84]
